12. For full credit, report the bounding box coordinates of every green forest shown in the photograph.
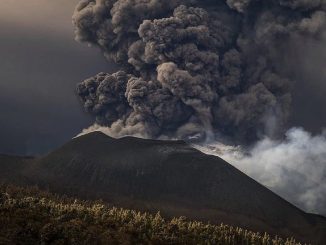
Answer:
[0,184,305,245]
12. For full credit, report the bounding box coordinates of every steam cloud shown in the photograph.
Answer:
[193,127,326,216]
[73,0,326,143]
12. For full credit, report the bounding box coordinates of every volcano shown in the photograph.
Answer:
[0,132,325,244]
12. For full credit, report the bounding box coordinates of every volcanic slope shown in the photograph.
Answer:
[0,132,325,244]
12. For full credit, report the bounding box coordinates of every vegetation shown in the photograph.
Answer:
[0,184,305,245]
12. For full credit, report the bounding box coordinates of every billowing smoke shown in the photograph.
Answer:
[193,127,326,216]
[72,0,326,143]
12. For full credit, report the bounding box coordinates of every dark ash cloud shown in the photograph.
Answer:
[73,0,325,144]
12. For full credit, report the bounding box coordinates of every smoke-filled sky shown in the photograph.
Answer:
[1,0,325,154]
[1,0,326,215]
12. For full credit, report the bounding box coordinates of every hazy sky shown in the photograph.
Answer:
[0,0,115,155]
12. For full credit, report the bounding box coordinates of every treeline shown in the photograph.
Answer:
[0,184,306,245]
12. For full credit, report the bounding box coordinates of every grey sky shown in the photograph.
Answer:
[0,0,115,155]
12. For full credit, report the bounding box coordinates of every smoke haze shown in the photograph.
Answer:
[193,127,326,216]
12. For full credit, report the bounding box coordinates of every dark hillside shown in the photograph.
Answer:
[1,132,325,244]
[0,154,33,182]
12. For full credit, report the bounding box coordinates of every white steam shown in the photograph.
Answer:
[194,127,326,216]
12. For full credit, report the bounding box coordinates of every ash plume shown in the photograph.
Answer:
[73,0,326,143]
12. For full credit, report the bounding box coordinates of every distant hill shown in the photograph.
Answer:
[0,132,325,244]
